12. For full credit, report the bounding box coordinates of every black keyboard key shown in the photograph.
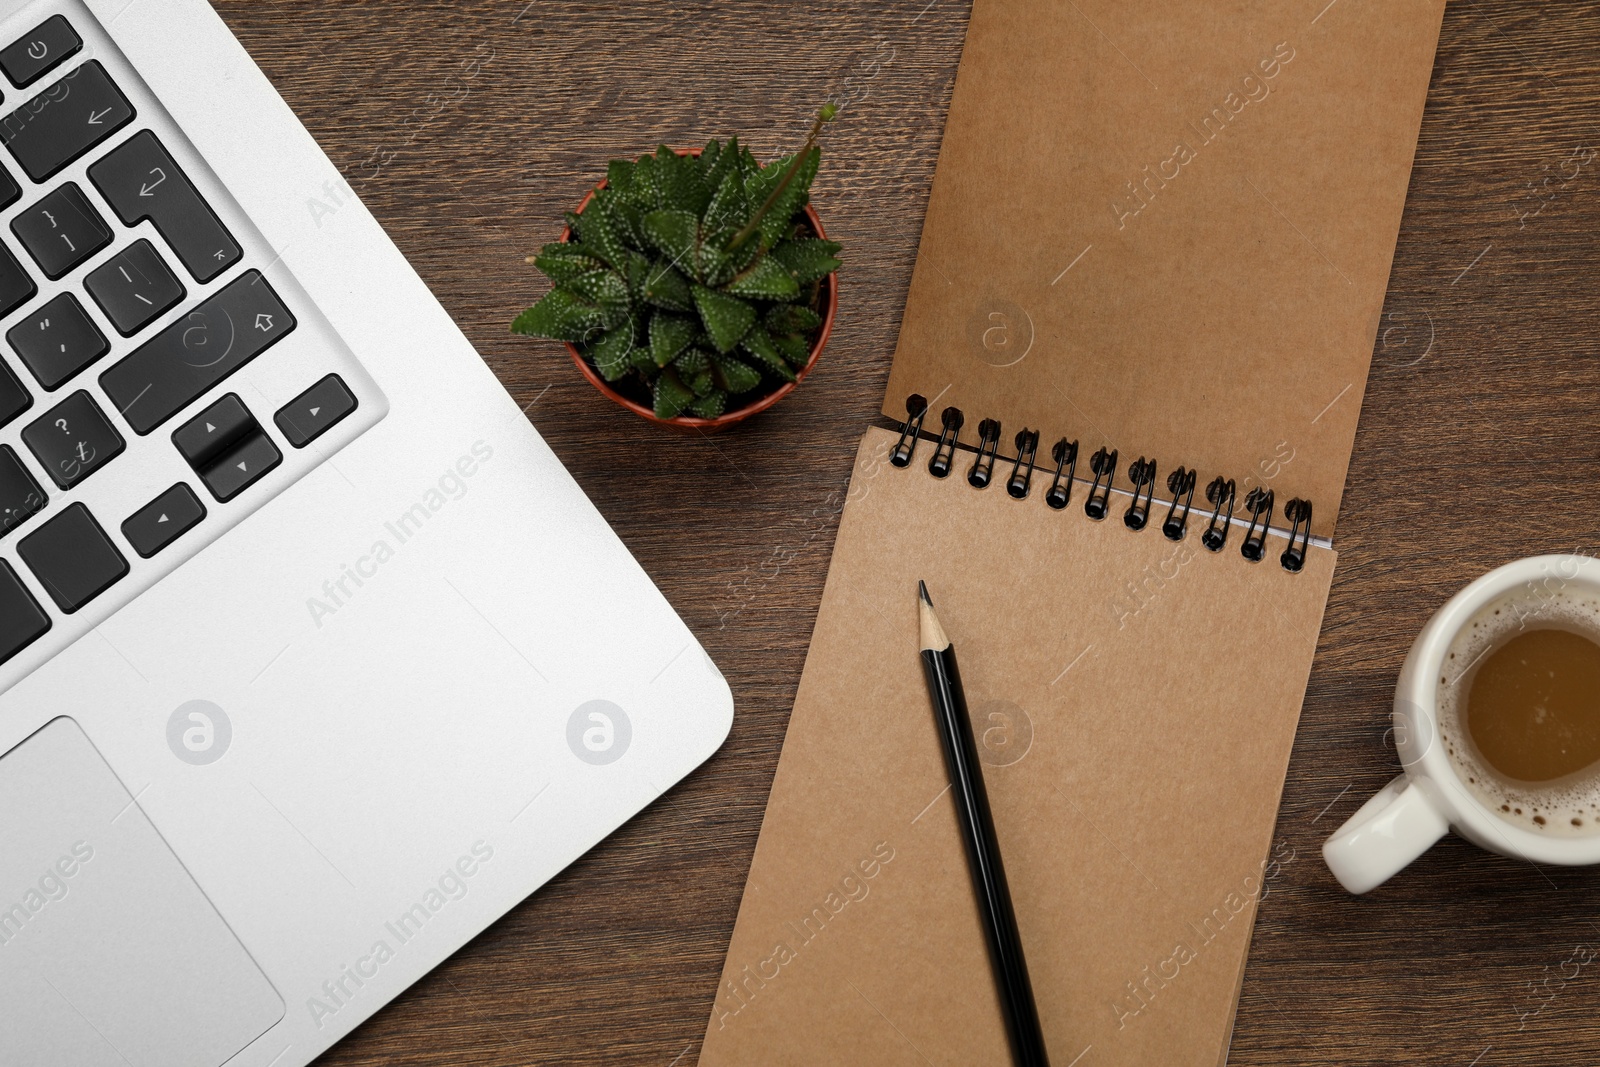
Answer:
[122,482,205,559]
[12,182,110,278]
[0,444,44,536]
[22,391,123,489]
[173,393,255,468]
[100,270,294,434]
[0,241,36,318]
[18,502,127,613]
[8,293,108,389]
[0,16,82,88]
[84,239,185,336]
[275,375,357,448]
[87,130,240,282]
[0,561,50,666]
[0,358,29,429]
[199,430,280,503]
[0,61,134,182]
[0,164,19,212]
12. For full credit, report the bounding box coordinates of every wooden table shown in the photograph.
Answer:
[213,1,1600,1062]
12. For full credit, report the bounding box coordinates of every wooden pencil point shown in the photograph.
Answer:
[918,584,951,652]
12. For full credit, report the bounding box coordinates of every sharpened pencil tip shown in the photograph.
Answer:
[918,584,950,651]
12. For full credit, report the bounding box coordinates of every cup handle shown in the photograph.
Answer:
[1321,775,1450,894]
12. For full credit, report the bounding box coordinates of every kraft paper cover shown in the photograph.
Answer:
[882,0,1446,538]
[700,426,1334,1066]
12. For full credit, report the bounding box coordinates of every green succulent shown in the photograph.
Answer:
[512,108,841,420]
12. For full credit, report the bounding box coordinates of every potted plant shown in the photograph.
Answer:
[513,106,841,427]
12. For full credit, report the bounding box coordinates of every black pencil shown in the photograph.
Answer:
[918,580,1051,1067]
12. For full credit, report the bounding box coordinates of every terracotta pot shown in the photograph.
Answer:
[557,150,837,431]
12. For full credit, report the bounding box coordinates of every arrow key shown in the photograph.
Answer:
[172,393,257,469]
[122,482,205,558]
[123,482,205,558]
[275,374,357,448]
[198,430,280,503]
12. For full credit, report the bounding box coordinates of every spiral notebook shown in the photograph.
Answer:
[702,0,1445,1063]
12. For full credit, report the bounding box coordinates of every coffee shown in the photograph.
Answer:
[1437,586,1600,835]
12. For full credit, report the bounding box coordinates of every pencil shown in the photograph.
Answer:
[918,580,1051,1067]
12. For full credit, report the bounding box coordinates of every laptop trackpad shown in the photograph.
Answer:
[0,718,283,1066]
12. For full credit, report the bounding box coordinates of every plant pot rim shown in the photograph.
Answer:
[558,148,837,431]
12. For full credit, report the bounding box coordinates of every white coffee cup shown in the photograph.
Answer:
[1323,554,1600,894]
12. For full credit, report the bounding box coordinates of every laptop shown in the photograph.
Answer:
[0,1,733,1064]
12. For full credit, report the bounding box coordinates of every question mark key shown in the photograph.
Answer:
[21,390,124,489]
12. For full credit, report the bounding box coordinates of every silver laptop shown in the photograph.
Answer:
[0,2,733,1064]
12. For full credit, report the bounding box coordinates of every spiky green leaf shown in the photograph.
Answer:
[533,243,607,285]
[765,304,823,334]
[626,153,657,209]
[589,322,636,381]
[564,269,631,328]
[598,189,644,247]
[709,351,762,394]
[727,254,800,299]
[630,344,658,371]
[573,198,627,267]
[740,324,797,382]
[704,169,748,232]
[606,158,635,198]
[687,390,728,418]
[510,288,606,343]
[687,368,716,397]
[650,313,697,367]
[674,347,709,377]
[642,261,695,311]
[621,250,652,303]
[772,331,813,368]
[693,285,756,353]
[698,139,722,179]
[641,209,700,274]
[653,369,695,419]
[754,147,819,250]
[770,238,841,286]
[654,146,713,215]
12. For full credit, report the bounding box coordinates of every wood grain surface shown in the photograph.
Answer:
[210,1,1600,1063]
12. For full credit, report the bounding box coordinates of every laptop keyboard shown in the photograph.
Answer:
[0,5,384,679]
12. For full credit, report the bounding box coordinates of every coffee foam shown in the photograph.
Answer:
[1437,583,1600,837]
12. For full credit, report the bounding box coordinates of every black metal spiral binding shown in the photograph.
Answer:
[1124,458,1157,530]
[1006,430,1040,499]
[1240,488,1275,562]
[1045,438,1078,510]
[1162,467,1198,541]
[885,396,1312,572]
[1084,447,1118,520]
[968,419,1002,488]
[1281,498,1313,572]
[1201,477,1236,552]
[928,407,964,479]
[891,394,928,467]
